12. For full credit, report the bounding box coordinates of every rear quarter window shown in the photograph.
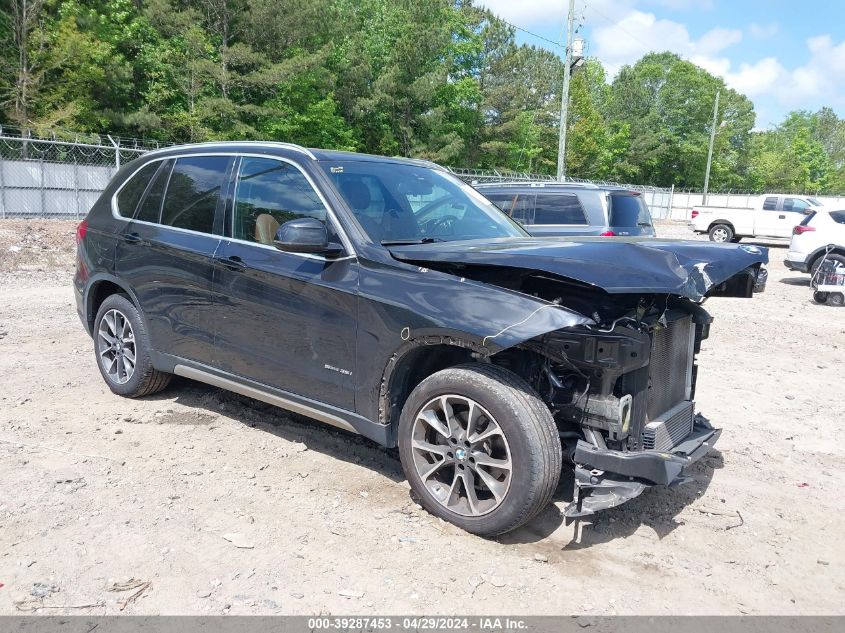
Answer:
[115,162,160,218]
[532,193,587,225]
[763,197,778,210]
[799,211,817,226]
[609,194,652,228]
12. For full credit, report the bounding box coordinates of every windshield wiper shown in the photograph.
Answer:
[381,237,444,246]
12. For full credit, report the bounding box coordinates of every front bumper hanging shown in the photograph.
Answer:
[564,415,721,518]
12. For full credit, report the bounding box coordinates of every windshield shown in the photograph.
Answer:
[609,193,652,228]
[320,160,527,243]
[808,197,823,206]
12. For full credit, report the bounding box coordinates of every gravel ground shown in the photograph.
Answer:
[0,219,843,615]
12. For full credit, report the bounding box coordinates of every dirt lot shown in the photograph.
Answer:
[0,219,843,615]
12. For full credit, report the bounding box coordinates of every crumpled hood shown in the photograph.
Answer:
[388,237,768,302]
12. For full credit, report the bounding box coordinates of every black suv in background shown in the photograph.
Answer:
[75,142,766,536]
[475,182,657,237]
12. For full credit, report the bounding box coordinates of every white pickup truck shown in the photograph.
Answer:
[689,194,826,242]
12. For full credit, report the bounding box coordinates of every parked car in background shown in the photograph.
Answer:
[689,194,826,242]
[785,209,845,278]
[474,182,656,237]
[75,142,768,536]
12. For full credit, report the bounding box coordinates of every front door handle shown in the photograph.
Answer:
[123,232,142,244]
[214,255,247,271]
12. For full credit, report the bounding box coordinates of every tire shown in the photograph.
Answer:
[813,291,830,304]
[398,363,561,536]
[93,294,171,398]
[828,292,844,307]
[708,224,733,243]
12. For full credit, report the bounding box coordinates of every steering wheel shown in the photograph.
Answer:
[428,214,460,236]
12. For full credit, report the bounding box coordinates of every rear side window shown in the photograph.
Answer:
[533,193,587,225]
[161,156,231,234]
[763,197,778,210]
[116,162,160,217]
[233,157,327,244]
[609,193,651,228]
[135,160,172,223]
[830,211,845,224]
[485,192,534,224]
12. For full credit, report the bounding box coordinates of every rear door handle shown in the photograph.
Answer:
[778,215,786,219]
[214,255,247,271]
[123,232,143,244]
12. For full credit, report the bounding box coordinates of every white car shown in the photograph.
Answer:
[785,209,845,276]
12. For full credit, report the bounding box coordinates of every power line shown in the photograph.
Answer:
[496,16,565,50]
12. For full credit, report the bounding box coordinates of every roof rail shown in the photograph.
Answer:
[144,141,317,160]
[474,180,600,189]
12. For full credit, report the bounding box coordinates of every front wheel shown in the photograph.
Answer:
[398,364,561,536]
[709,224,733,242]
[828,292,845,307]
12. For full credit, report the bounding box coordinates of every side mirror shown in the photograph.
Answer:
[274,217,343,256]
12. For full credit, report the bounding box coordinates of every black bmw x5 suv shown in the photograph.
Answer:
[75,142,768,535]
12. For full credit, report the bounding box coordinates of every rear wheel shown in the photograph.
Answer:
[810,253,845,288]
[828,292,844,307]
[94,294,171,397]
[813,291,830,304]
[398,364,561,536]
[708,224,733,243]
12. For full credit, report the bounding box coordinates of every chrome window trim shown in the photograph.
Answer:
[111,152,357,261]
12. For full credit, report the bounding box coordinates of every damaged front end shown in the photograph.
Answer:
[388,237,768,518]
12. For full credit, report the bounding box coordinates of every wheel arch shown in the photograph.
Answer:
[808,245,845,271]
[379,337,483,434]
[85,274,144,333]
[708,220,735,233]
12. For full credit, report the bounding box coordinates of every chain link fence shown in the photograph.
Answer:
[2,128,842,221]
[0,127,170,219]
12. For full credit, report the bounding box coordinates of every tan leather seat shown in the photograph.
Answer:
[254,213,280,245]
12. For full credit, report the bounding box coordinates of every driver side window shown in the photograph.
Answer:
[783,198,809,213]
[233,157,330,245]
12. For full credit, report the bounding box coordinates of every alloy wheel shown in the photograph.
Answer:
[711,228,728,242]
[410,394,512,517]
[97,309,136,385]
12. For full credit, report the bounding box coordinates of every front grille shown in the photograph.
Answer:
[641,315,696,450]
[646,316,695,420]
[642,401,695,450]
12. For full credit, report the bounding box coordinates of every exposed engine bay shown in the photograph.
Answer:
[388,237,768,518]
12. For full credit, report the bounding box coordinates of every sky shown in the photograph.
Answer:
[478,0,845,129]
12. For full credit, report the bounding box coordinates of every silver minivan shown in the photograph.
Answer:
[475,182,657,237]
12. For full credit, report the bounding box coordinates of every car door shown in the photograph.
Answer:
[212,155,358,411]
[778,198,813,237]
[756,196,800,237]
[115,154,232,365]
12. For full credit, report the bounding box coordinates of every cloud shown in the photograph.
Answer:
[749,22,779,39]
[476,0,574,27]
[591,10,742,76]
[647,0,714,9]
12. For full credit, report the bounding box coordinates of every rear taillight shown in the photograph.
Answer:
[600,230,616,237]
[793,225,815,235]
[76,219,88,244]
[691,209,699,219]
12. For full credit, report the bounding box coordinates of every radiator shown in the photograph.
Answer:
[642,315,696,450]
